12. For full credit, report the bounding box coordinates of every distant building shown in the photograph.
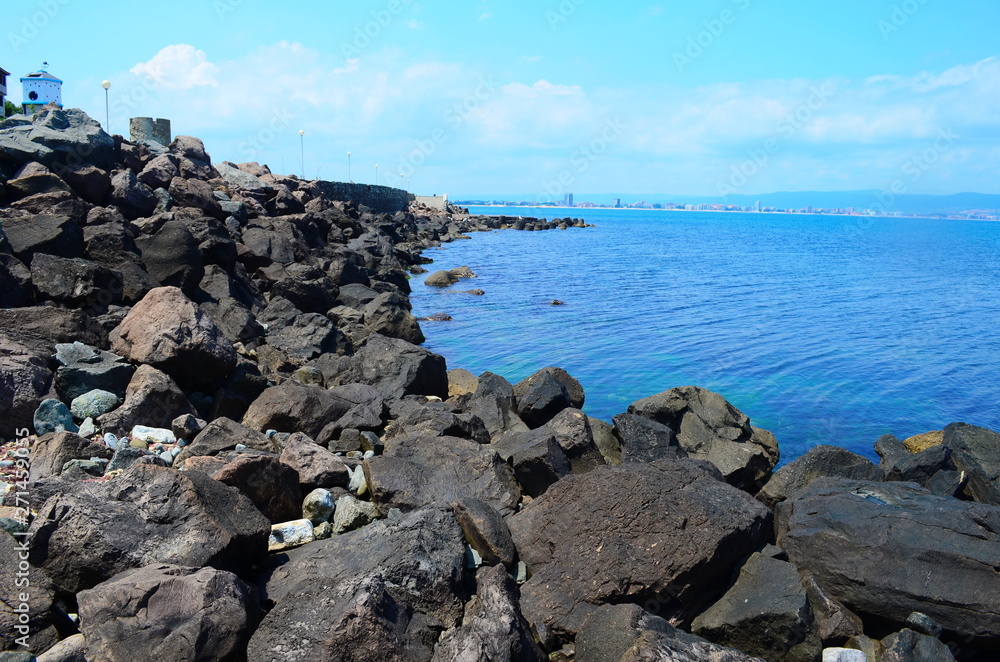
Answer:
[754,200,761,212]
[564,193,574,207]
[21,62,62,115]
[613,198,622,208]
[0,67,9,111]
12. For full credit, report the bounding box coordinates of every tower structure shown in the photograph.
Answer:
[21,62,63,115]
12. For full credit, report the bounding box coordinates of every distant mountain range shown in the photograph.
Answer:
[455,191,1000,216]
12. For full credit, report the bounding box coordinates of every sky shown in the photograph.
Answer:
[2,0,998,200]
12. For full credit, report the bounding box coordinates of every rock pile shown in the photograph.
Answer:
[1,109,998,661]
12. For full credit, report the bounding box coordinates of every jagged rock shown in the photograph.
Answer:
[627,386,778,491]
[577,603,767,662]
[0,329,56,432]
[111,286,236,388]
[2,214,83,262]
[0,306,108,348]
[944,422,1000,505]
[337,334,448,400]
[467,371,524,436]
[362,290,424,344]
[35,633,87,662]
[279,432,351,490]
[511,434,572,498]
[451,497,516,568]
[777,477,1000,646]
[6,166,74,201]
[882,444,962,496]
[424,270,458,287]
[30,253,122,307]
[365,433,521,516]
[77,564,257,662]
[251,506,467,661]
[448,368,479,397]
[517,371,571,429]
[613,411,685,464]
[27,462,270,593]
[0,108,115,171]
[212,452,303,523]
[803,575,864,646]
[271,273,338,314]
[137,154,180,191]
[384,399,488,444]
[514,367,585,410]
[29,431,112,481]
[58,163,110,205]
[332,494,379,534]
[758,445,883,509]
[432,564,545,662]
[507,458,773,644]
[96,365,196,438]
[536,408,604,474]
[590,416,622,465]
[135,221,205,295]
[258,296,344,361]
[109,169,157,220]
[692,552,822,662]
[337,282,380,309]
[174,417,274,466]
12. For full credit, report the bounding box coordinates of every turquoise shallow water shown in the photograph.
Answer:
[409,207,1000,464]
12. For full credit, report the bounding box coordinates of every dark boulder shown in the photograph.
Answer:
[57,163,112,205]
[0,254,34,308]
[242,381,372,440]
[0,329,56,433]
[77,564,258,662]
[29,431,113,481]
[627,386,778,491]
[363,290,425,345]
[168,177,224,219]
[691,552,822,662]
[2,214,83,261]
[383,399,488,444]
[510,434,572,498]
[423,270,458,287]
[612,411,684,464]
[365,433,521,516]
[432,564,545,662]
[880,629,957,662]
[0,530,72,654]
[337,334,448,400]
[757,445,882,509]
[109,169,157,220]
[258,296,345,361]
[517,371,571,429]
[30,253,122,308]
[137,154,180,191]
[135,221,205,295]
[174,417,275,466]
[507,458,773,644]
[212,453,303,523]
[467,371,524,436]
[0,305,108,348]
[776,477,1000,646]
[271,273,338,314]
[27,463,270,593]
[279,432,351,490]
[943,422,1000,505]
[538,408,604,474]
[0,108,115,171]
[513,366,585,410]
[450,497,516,569]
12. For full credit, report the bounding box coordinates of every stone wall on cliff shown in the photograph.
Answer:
[312,181,410,214]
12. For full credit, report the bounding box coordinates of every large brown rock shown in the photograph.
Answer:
[27,463,270,594]
[336,334,448,400]
[0,306,108,348]
[627,386,778,491]
[0,329,55,432]
[96,364,196,438]
[1,531,72,654]
[212,453,303,523]
[29,431,113,481]
[111,286,236,387]
[776,477,1000,646]
[2,214,83,262]
[757,444,882,509]
[173,417,275,467]
[135,220,205,295]
[77,564,257,662]
[242,381,378,440]
[506,458,773,644]
[279,432,351,490]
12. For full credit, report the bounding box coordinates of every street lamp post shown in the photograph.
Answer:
[101,80,111,134]
[298,130,305,180]
[347,152,351,182]
[375,164,379,186]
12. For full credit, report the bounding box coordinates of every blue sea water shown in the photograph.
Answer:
[408,207,1000,464]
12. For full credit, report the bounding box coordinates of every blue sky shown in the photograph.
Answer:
[3,0,998,198]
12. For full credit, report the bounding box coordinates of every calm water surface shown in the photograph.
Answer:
[409,208,1000,463]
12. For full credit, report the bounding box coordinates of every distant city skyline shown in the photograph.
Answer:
[2,1,998,198]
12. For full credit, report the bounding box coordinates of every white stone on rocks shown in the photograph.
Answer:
[268,519,315,552]
[70,389,121,420]
[302,488,335,525]
[130,425,176,445]
[78,417,97,438]
[103,432,119,449]
[822,649,867,662]
[332,494,378,534]
[348,465,368,496]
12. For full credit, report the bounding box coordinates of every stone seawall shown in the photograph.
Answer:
[313,181,410,214]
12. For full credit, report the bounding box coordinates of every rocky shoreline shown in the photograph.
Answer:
[0,108,998,662]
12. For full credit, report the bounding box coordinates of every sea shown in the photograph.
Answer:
[408,207,1000,464]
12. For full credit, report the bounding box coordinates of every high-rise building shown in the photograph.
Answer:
[564,193,574,207]
[613,198,622,208]
[0,67,9,111]
[754,201,762,212]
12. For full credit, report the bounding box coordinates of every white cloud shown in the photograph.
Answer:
[479,12,493,20]
[130,44,219,89]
